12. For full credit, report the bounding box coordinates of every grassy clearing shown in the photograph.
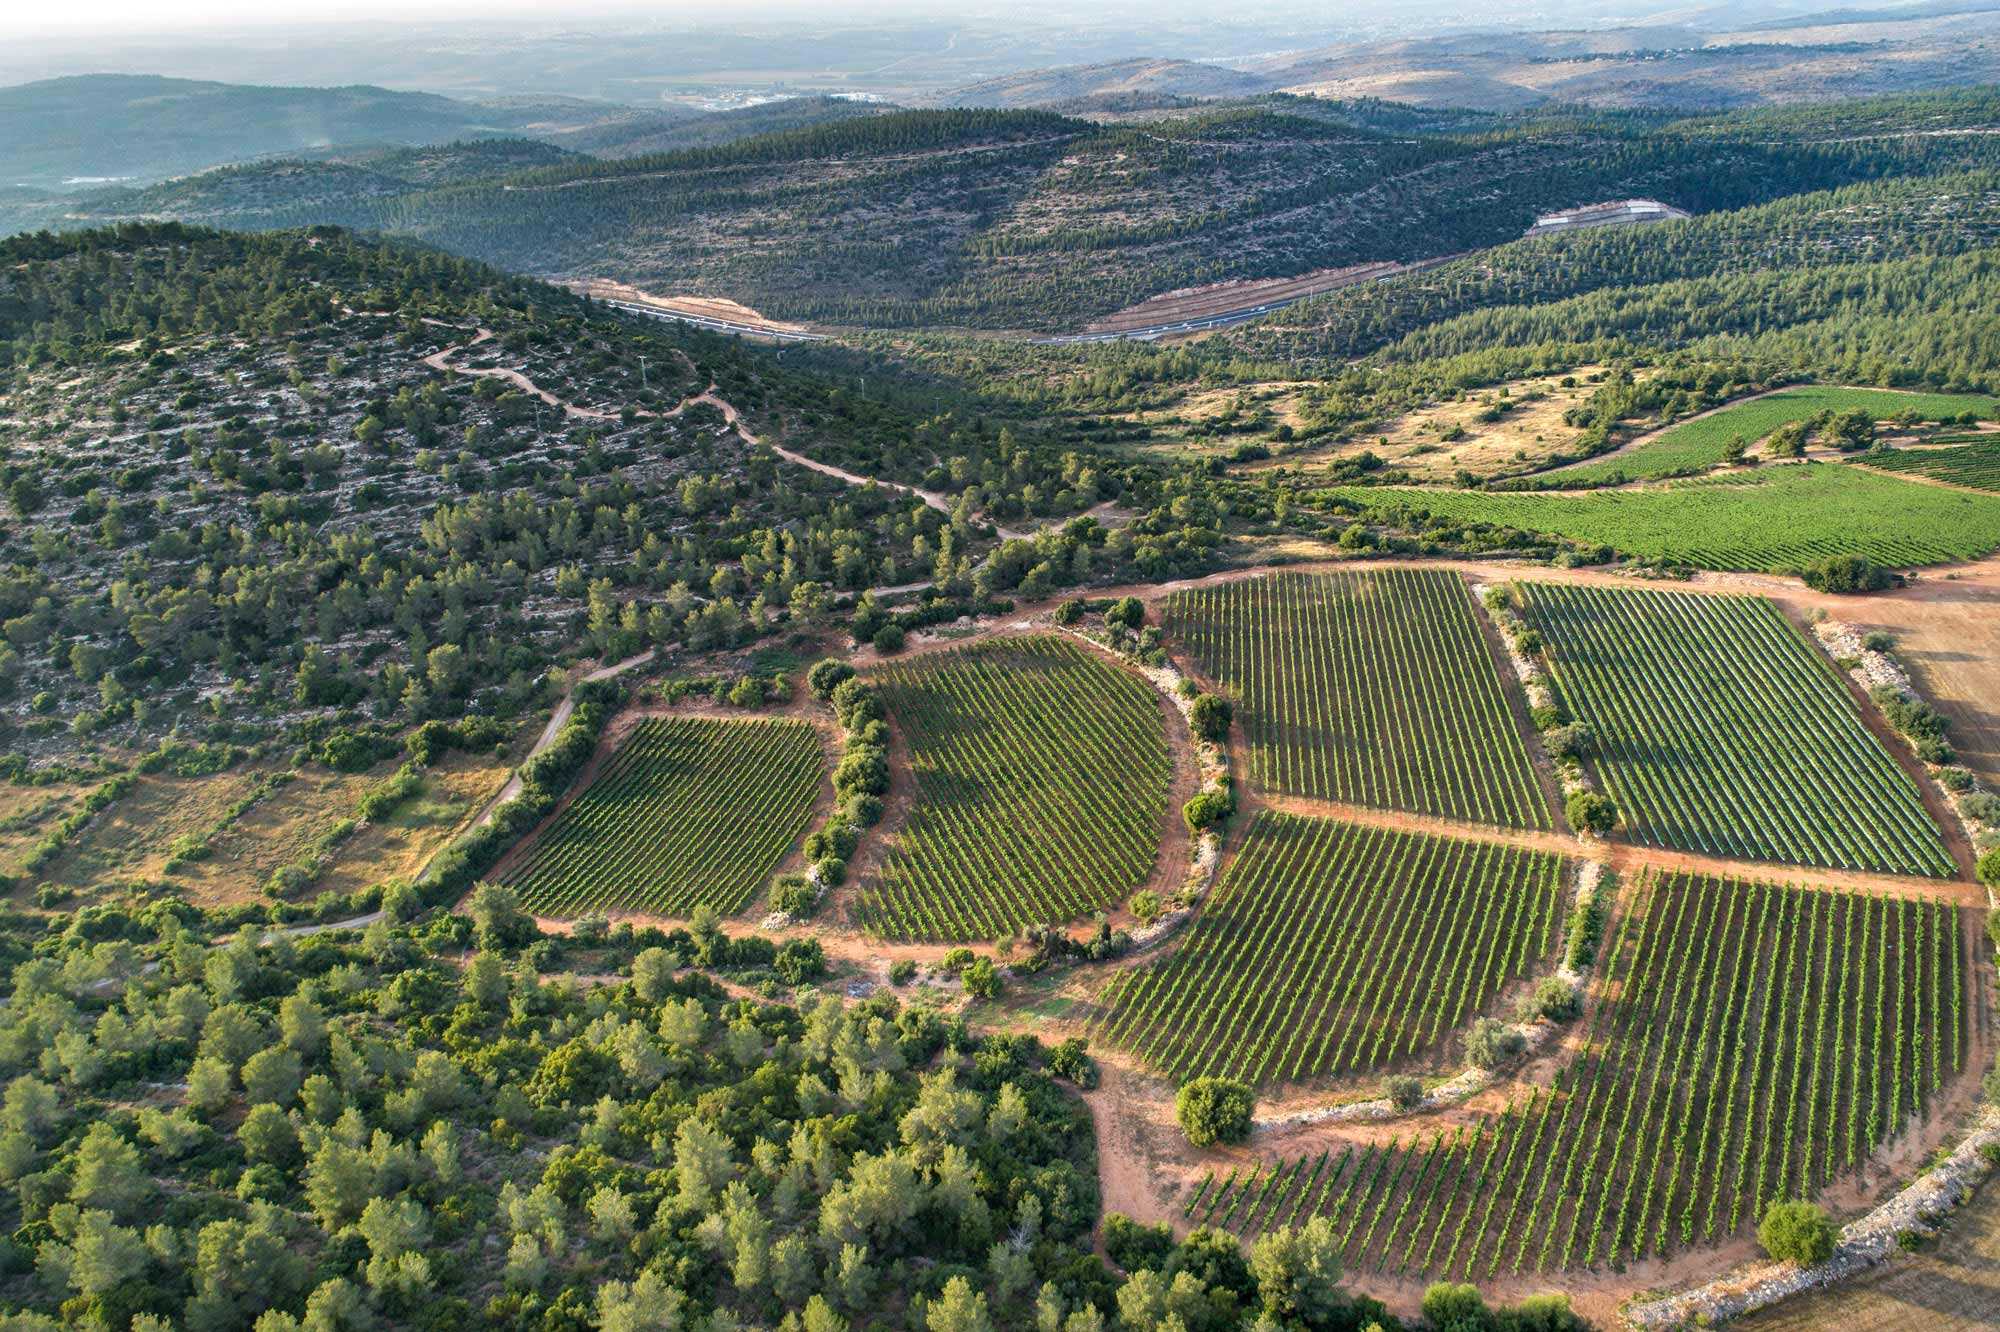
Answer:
[1548,386,2000,486]
[1332,464,2000,570]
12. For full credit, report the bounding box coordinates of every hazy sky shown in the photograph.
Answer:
[17,0,1237,34]
[13,0,1493,37]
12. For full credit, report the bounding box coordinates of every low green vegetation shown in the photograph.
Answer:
[1329,465,2000,571]
[855,635,1172,941]
[1517,582,1955,876]
[1162,570,1548,829]
[501,716,824,919]
[1544,386,1997,486]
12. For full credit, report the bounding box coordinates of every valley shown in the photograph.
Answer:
[7,22,2000,1332]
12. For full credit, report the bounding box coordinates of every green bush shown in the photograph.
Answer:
[1564,791,1617,836]
[1421,1282,1486,1329]
[1047,1037,1097,1089]
[1759,1200,1837,1265]
[1978,845,2000,889]
[807,658,855,700]
[1525,976,1581,1023]
[1385,1075,1424,1112]
[1175,1076,1253,1147]
[1183,785,1236,835]
[1801,554,1892,594]
[769,875,818,918]
[1464,1017,1526,1071]
[1188,693,1233,743]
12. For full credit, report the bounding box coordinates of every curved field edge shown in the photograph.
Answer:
[1322,465,2000,571]
[1540,386,2000,488]
[1179,869,1970,1280]
[1089,810,1565,1089]
[853,633,1175,942]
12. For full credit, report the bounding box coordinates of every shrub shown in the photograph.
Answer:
[1801,554,1892,594]
[1188,693,1233,743]
[1183,786,1236,836]
[1562,890,1607,970]
[1564,791,1617,836]
[773,938,826,985]
[769,875,818,918]
[1103,1213,1173,1273]
[1542,722,1591,762]
[961,956,1001,999]
[1524,976,1581,1023]
[1385,1075,1425,1112]
[1978,845,2000,890]
[1759,1200,1837,1266]
[871,624,906,653]
[1047,1037,1097,1089]
[1175,1076,1253,1147]
[1464,1018,1525,1070]
[1104,596,1145,630]
[888,958,917,986]
[1421,1282,1487,1329]
[807,659,855,700]
[1129,890,1163,925]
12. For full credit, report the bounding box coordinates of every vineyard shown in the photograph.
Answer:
[1859,437,2000,491]
[854,635,1172,941]
[1162,569,1549,829]
[1517,582,1956,877]
[1328,465,2000,571]
[1545,386,1999,486]
[1091,812,1564,1086]
[1187,872,1967,1278]
[502,716,823,918]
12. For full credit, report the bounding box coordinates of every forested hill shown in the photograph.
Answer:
[0,223,1232,773]
[42,92,2000,331]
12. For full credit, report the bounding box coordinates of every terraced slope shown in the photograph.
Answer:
[1859,437,2000,491]
[1515,582,1954,877]
[1163,569,1548,828]
[856,635,1173,940]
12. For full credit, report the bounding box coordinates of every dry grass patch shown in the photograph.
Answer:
[1259,370,1606,482]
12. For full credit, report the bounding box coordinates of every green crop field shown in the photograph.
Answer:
[1331,464,2000,571]
[1189,872,1966,1277]
[504,716,824,917]
[1091,812,1564,1086]
[1162,569,1548,828]
[855,634,1172,941]
[1858,437,2000,491]
[1515,582,1955,876]
[1545,386,1999,486]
